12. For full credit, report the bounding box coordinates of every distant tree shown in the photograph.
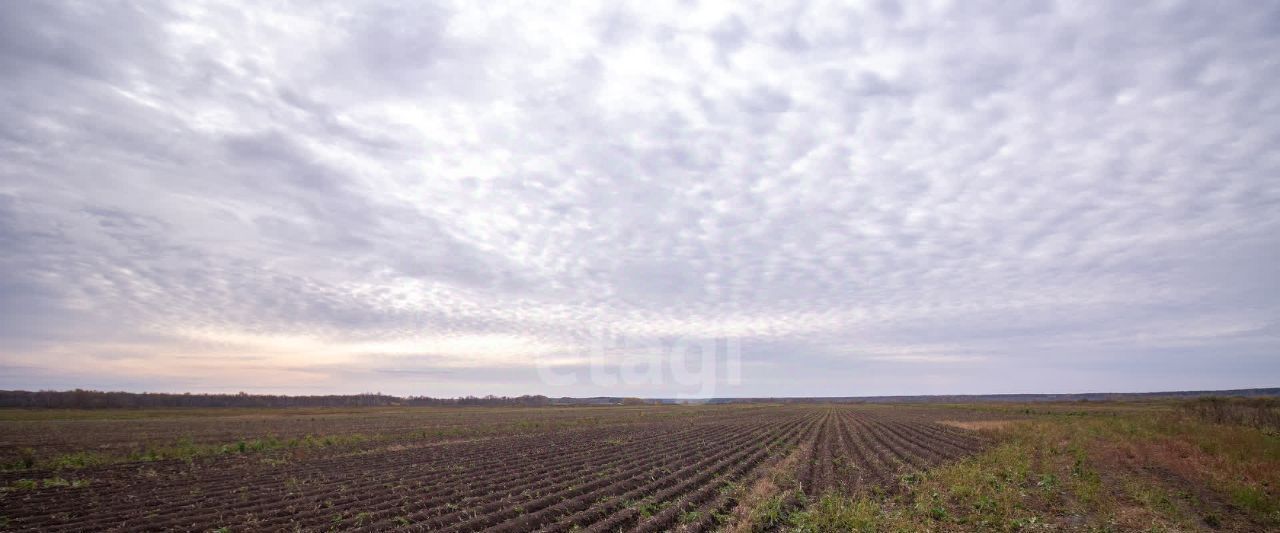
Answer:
[0,390,560,409]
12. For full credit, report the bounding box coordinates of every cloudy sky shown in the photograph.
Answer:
[2,1,1278,397]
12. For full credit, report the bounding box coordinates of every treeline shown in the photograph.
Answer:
[0,390,554,409]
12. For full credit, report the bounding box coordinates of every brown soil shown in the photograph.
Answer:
[0,405,988,532]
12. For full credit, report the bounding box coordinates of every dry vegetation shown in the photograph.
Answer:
[771,399,1279,532]
[0,398,1274,531]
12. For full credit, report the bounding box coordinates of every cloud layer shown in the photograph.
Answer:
[2,0,1278,396]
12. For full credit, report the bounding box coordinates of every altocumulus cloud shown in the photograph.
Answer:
[1,0,1277,397]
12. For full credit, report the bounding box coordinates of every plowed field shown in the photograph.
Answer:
[0,405,994,531]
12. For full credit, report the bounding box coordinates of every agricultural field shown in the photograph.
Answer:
[0,400,1276,531]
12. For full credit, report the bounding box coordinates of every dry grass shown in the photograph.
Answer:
[938,420,1015,431]
[790,404,1280,531]
[726,439,811,532]
[1182,396,1280,432]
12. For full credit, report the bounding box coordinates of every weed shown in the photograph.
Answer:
[10,479,37,490]
[788,493,881,532]
[747,492,794,530]
[795,406,1280,531]
[1231,484,1276,515]
[46,451,107,469]
[1182,396,1280,432]
[633,499,671,519]
[5,475,90,492]
[14,447,35,469]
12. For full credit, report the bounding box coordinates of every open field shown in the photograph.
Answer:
[0,406,704,467]
[0,404,984,531]
[0,400,1276,531]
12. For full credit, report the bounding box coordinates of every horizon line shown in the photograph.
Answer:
[3,386,1276,402]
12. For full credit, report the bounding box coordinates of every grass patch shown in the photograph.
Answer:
[1182,396,1280,433]
[789,493,883,532]
[45,451,109,470]
[794,407,1280,531]
[747,491,797,530]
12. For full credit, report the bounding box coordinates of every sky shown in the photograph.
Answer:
[1,0,1278,398]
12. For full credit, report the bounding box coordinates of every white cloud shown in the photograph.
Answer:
[1,0,1277,396]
